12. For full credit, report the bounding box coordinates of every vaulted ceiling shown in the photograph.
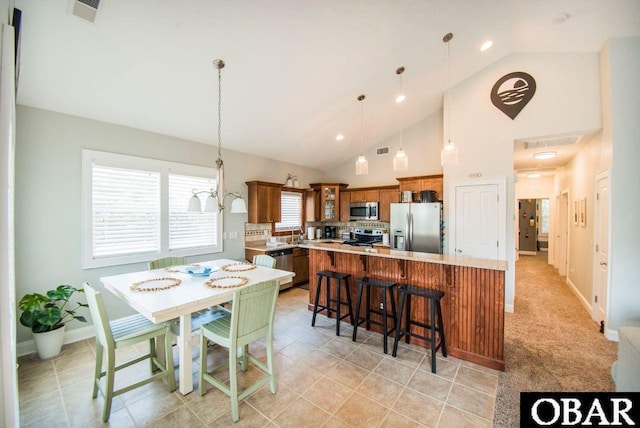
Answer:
[14,0,640,170]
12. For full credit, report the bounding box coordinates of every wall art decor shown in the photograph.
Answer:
[579,197,587,227]
[573,200,579,226]
[490,71,536,119]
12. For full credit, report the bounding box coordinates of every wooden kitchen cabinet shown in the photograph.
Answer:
[350,189,380,203]
[292,247,309,285]
[339,191,350,221]
[379,186,399,222]
[305,189,319,222]
[246,181,282,223]
[397,174,443,201]
[310,183,348,221]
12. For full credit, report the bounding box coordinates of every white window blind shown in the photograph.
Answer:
[540,198,550,234]
[169,174,217,249]
[92,165,160,257]
[275,191,303,232]
[83,150,221,268]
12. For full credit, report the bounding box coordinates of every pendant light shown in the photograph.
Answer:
[187,59,247,213]
[355,94,368,175]
[393,66,409,172]
[441,32,459,166]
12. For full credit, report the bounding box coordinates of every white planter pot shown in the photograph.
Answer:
[33,325,66,359]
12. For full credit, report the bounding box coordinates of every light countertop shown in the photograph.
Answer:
[298,241,508,271]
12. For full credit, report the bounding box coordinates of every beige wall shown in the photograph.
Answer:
[14,106,324,342]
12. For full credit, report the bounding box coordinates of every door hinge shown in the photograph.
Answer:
[596,244,599,252]
[497,240,499,248]
[597,193,600,201]
[595,295,598,303]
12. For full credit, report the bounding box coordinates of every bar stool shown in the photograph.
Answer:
[392,285,447,373]
[311,270,353,336]
[352,277,397,354]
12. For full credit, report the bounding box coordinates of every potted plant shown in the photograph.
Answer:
[19,284,88,359]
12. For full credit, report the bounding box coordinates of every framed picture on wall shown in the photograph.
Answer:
[573,200,579,226]
[579,198,586,227]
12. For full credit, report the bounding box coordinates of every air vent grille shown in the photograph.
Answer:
[78,0,100,9]
[376,147,390,156]
[72,0,100,22]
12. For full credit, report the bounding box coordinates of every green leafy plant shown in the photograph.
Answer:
[19,285,88,333]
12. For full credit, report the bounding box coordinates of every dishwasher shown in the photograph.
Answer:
[265,248,294,290]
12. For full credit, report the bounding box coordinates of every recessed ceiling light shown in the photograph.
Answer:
[336,134,344,141]
[396,94,406,103]
[553,13,570,24]
[527,173,542,178]
[533,151,557,160]
[480,40,493,51]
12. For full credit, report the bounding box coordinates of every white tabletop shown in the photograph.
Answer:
[100,258,296,323]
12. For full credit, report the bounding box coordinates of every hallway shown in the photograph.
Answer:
[493,252,618,427]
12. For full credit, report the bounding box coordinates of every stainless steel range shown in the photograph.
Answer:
[342,228,383,247]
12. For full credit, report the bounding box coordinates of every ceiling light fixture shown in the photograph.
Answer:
[393,66,409,172]
[188,59,247,214]
[480,40,493,51]
[336,134,344,141]
[441,32,459,166]
[527,173,542,178]
[533,151,557,160]
[355,94,368,175]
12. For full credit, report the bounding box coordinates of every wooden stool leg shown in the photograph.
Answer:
[326,276,332,319]
[311,274,323,327]
[344,279,354,325]
[382,288,388,354]
[436,299,447,357]
[352,282,364,342]
[335,278,341,335]
[389,287,397,337]
[392,291,405,357]
[404,294,411,344]
[365,284,371,330]
[429,298,437,373]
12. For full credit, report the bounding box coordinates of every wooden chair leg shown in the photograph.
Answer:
[102,350,116,423]
[266,333,277,394]
[164,331,176,392]
[93,341,103,399]
[240,345,249,371]
[229,345,240,422]
[198,333,208,396]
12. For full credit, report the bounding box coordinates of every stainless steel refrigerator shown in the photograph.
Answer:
[390,202,442,254]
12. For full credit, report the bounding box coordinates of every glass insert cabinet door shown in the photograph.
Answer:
[310,183,347,222]
[323,186,336,220]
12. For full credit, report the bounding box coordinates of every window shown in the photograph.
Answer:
[275,191,303,232]
[540,198,550,235]
[83,150,221,268]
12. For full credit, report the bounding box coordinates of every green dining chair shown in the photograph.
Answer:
[198,280,280,422]
[148,257,187,270]
[252,254,277,268]
[84,283,176,422]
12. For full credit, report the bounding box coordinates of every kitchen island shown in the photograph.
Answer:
[299,241,508,371]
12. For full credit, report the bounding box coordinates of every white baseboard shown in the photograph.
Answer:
[505,303,514,313]
[566,278,593,318]
[519,251,537,256]
[605,328,619,342]
[17,325,96,357]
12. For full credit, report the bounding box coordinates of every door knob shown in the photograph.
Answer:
[600,262,608,266]
[456,249,462,253]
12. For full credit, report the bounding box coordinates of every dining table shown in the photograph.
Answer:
[100,258,295,394]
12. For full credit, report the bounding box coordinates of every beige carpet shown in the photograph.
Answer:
[492,253,618,427]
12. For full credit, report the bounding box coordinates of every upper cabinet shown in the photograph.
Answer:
[396,174,444,201]
[246,181,282,223]
[309,183,348,222]
[339,191,351,221]
[350,189,380,203]
[379,187,399,222]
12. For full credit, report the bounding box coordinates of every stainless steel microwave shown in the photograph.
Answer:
[349,202,379,221]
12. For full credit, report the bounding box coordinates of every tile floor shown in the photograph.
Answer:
[18,286,499,427]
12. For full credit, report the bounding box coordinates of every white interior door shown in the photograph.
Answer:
[594,172,609,323]
[454,184,499,259]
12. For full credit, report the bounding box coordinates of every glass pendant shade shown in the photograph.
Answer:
[204,194,217,212]
[393,148,408,171]
[188,195,202,212]
[440,140,459,165]
[355,155,368,175]
[230,197,248,214]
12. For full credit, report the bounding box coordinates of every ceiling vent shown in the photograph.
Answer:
[376,146,390,156]
[524,135,581,150]
[72,0,100,23]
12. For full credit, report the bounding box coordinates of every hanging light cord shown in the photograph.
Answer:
[217,65,222,159]
[447,37,452,145]
[360,97,364,153]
